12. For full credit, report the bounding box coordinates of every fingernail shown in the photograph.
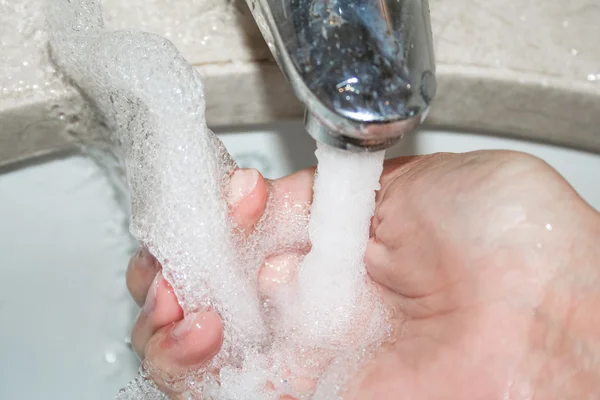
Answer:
[135,247,160,270]
[171,312,200,340]
[142,273,161,315]
[135,247,145,259]
[228,169,259,208]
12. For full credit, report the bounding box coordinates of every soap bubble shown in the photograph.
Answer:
[46,0,389,398]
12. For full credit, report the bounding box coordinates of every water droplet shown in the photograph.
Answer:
[587,73,600,82]
[570,48,578,56]
[105,351,117,364]
[546,224,553,231]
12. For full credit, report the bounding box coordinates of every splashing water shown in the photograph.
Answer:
[46,1,389,398]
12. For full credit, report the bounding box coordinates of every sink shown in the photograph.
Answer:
[1,122,599,399]
[2,0,599,397]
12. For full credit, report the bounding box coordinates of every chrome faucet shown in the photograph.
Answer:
[247,0,436,151]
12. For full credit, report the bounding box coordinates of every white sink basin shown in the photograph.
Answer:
[1,122,599,399]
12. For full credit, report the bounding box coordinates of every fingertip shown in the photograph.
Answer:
[145,311,223,373]
[170,311,223,363]
[228,168,268,231]
[131,272,184,358]
[127,247,161,307]
[152,273,184,321]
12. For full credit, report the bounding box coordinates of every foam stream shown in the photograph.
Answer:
[46,1,389,398]
[290,143,386,348]
[46,0,268,378]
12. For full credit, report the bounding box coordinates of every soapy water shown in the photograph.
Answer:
[46,0,389,398]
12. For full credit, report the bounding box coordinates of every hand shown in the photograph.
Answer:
[126,150,600,399]
[346,151,600,399]
[125,166,314,397]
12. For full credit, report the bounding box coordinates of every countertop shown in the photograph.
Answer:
[1,0,599,167]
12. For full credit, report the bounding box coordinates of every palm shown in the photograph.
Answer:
[130,151,598,399]
[346,152,565,399]
[345,262,537,400]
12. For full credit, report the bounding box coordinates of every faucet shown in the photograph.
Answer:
[247,0,436,151]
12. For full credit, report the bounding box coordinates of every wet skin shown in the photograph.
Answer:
[127,151,600,399]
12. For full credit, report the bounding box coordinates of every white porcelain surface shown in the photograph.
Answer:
[1,124,599,399]
[0,156,139,400]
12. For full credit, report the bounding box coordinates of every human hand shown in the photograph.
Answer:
[346,150,600,399]
[125,166,315,397]
[126,150,600,399]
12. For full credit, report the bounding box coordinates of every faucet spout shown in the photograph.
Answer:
[247,0,436,151]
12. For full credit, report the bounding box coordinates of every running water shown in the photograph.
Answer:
[46,1,388,398]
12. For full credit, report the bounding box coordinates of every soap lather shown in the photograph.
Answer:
[247,0,437,151]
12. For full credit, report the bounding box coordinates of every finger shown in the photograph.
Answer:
[228,166,317,236]
[131,272,183,359]
[257,253,323,398]
[227,168,267,231]
[259,167,317,254]
[126,247,161,307]
[143,310,223,395]
[273,167,316,205]
[126,169,267,308]
[258,252,302,298]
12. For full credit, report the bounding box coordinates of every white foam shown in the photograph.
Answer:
[288,143,387,347]
[46,1,389,398]
[46,0,267,373]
